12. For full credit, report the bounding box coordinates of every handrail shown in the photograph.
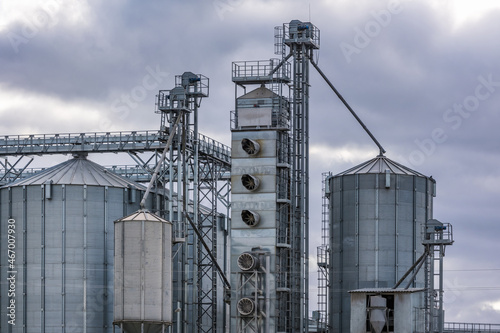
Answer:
[444,322,500,332]
[0,129,231,165]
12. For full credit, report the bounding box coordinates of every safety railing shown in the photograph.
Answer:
[444,322,500,332]
[232,59,291,83]
[0,131,162,156]
[0,130,230,165]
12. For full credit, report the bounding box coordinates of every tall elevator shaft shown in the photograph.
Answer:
[156,73,229,333]
[230,20,320,333]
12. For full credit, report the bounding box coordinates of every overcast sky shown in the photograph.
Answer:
[1,0,499,325]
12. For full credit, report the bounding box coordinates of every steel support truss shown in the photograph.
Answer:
[236,252,271,333]
[0,73,232,333]
[156,72,231,333]
[277,20,319,332]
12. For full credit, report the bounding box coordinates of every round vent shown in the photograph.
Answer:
[237,252,260,271]
[241,174,260,191]
[241,210,260,227]
[241,138,260,155]
[237,297,256,316]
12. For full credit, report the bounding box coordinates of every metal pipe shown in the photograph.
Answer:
[404,251,428,290]
[393,248,428,289]
[307,55,386,155]
[265,254,271,333]
[375,176,379,288]
[83,185,88,333]
[140,114,183,209]
[41,184,46,333]
[268,52,292,76]
[439,244,444,333]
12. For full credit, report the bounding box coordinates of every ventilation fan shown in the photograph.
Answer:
[241,138,260,155]
[237,297,256,316]
[237,252,260,271]
[241,174,260,191]
[241,210,260,227]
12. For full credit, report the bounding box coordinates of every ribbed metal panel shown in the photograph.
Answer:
[9,155,144,188]
[328,155,435,333]
[231,128,279,332]
[0,156,152,332]
[113,210,173,333]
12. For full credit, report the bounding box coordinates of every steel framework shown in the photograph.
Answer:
[230,57,292,332]
[423,220,454,333]
[279,20,319,332]
[230,20,319,333]
[155,71,231,333]
[0,73,231,333]
[316,172,331,333]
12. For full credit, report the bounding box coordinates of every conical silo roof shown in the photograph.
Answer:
[238,85,278,99]
[4,155,145,189]
[115,209,171,224]
[335,155,426,177]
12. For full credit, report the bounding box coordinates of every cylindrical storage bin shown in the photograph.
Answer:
[0,155,152,332]
[113,210,172,333]
[328,156,436,333]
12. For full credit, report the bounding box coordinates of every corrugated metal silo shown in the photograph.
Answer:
[0,154,152,332]
[327,155,435,333]
[113,210,172,333]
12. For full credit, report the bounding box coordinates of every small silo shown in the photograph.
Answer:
[113,210,172,333]
[0,154,153,332]
[327,155,435,333]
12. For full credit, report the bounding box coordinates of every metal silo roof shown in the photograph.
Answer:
[335,155,426,177]
[4,155,145,189]
[115,209,171,223]
[238,85,278,99]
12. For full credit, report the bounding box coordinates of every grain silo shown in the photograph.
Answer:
[113,209,172,333]
[0,154,155,332]
[327,155,435,333]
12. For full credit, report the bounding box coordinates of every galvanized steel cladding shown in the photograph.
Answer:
[114,210,173,332]
[233,86,290,130]
[328,156,435,333]
[0,157,160,332]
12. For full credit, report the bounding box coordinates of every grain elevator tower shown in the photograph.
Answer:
[230,20,319,333]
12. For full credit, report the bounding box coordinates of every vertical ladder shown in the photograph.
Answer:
[317,172,331,332]
[423,221,453,333]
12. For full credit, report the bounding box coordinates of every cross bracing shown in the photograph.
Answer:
[0,129,230,162]
[0,129,231,185]
[0,73,231,333]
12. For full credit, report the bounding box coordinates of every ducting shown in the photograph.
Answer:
[237,252,260,271]
[237,297,257,316]
[241,138,260,155]
[241,210,260,227]
[241,174,260,191]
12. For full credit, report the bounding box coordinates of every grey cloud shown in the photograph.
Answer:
[1,0,499,324]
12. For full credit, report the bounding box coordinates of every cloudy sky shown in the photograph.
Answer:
[1,0,499,325]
